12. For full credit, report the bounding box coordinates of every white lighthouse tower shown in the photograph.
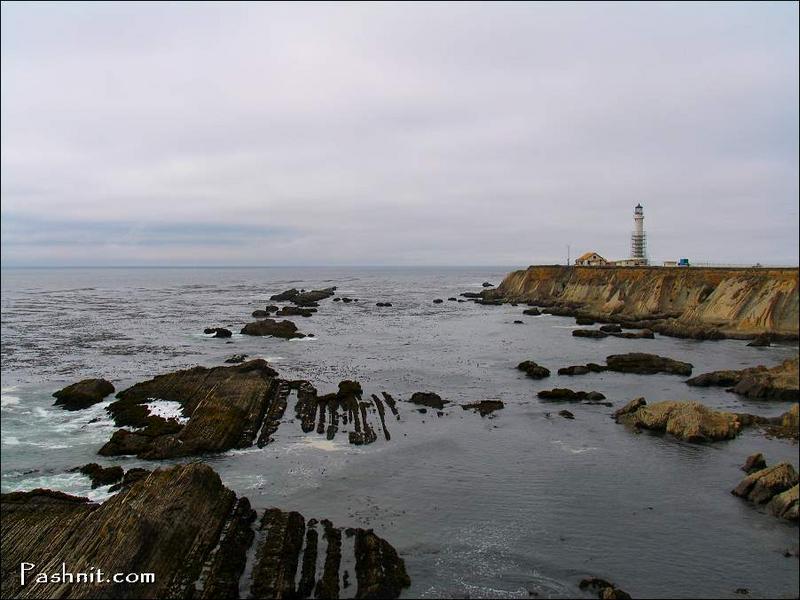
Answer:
[630,204,648,265]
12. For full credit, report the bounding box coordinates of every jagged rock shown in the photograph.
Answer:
[731,358,799,401]
[461,400,504,416]
[573,329,608,338]
[447,297,457,301]
[71,463,124,488]
[523,307,541,316]
[687,359,799,400]
[290,287,336,306]
[333,297,341,302]
[558,365,590,376]
[341,297,353,303]
[265,305,279,312]
[99,360,280,459]
[225,354,249,364]
[433,298,444,304]
[599,324,622,333]
[612,397,646,420]
[0,464,249,599]
[482,282,494,287]
[587,363,607,372]
[747,334,772,347]
[517,361,551,379]
[742,453,767,473]
[558,409,574,419]
[52,378,114,410]
[617,400,742,442]
[204,327,232,338]
[768,484,799,521]
[576,317,595,325]
[275,306,317,318]
[241,318,305,339]
[606,353,693,376]
[270,288,300,301]
[252,309,269,317]
[2,463,410,599]
[408,392,448,410]
[733,463,798,506]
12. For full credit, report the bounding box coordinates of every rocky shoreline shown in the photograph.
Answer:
[0,463,410,599]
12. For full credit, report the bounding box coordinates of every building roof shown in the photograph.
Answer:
[576,251,606,261]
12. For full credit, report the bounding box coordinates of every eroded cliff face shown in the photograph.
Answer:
[495,266,799,337]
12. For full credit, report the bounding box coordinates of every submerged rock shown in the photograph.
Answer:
[53,378,115,410]
[573,329,608,338]
[612,397,646,420]
[517,360,551,379]
[616,399,742,442]
[558,409,575,419]
[252,309,269,317]
[768,485,799,521]
[0,463,410,599]
[599,324,623,333]
[241,318,305,339]
[433,298,444,304]
[576,317,595,326]
[482,282,494,287]
[538,389,606,402]
[290,287,337,306]
[747,334,772,347]
[461,400,504,416]
[558,365,590,376]
[275,306,317,318]
[606,353,693,376]
[204,327,232,338]
[523,307,541,316]
[513,320,524,324]
[270,288,300,301]
[408,392,448,410]
[609,329,655,339]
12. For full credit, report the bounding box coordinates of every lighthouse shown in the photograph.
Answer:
[630,204,648,265]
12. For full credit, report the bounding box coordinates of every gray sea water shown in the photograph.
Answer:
[1,266,798,599]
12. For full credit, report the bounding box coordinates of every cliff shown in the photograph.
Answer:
[493,266,799,338]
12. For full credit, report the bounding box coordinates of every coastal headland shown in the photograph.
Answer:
[487,265,799,339]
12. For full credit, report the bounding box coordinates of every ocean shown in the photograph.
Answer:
[1,266,798,598]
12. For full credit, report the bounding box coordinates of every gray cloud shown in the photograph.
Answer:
[2,1,798,266]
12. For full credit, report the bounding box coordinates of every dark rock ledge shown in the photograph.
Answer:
[53,378,115,410]
[96,361,491,459]
[0,463,410,599]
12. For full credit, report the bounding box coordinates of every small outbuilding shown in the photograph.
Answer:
[575,251,608,266]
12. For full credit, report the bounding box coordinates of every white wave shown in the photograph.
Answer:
[144,399,188,423]
[552,440,599,454]
[290,337,318,342]
[2,436,21,446]
[1,393,21,408]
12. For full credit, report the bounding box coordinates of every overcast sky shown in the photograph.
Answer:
[1,1,798,267]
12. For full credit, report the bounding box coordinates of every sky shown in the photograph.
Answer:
[1,1,798,267]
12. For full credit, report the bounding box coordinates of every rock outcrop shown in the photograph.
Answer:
[686,358,799,401]
[741,453,767,474]
[0,463,410,599]
[732,463,799,522]
[71,463,124,488]
[615,399,744,442]
[203,327,232,338]
[491,265,799,338]
[408,392,448,410]
[579,577,632,600]
[605,353,693,376]
[241,318,306,339]
[52,379,114,410]
[461,400,504,416]
[517,360,551,379]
